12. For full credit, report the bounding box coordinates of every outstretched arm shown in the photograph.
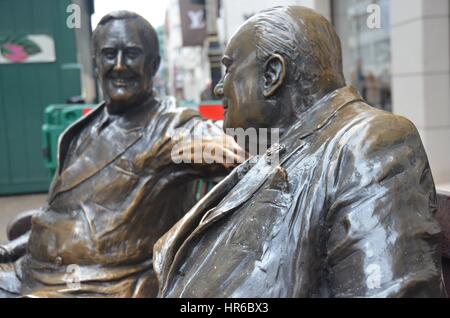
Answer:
[155,109,246,176]
[0,231,30,263]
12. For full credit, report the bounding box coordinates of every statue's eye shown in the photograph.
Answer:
[222,56,233,73]
[102,49,116,59]
[125,48,142,59]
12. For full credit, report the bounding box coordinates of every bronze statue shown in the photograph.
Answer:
[0,11,242,298]
[154,6,447,297]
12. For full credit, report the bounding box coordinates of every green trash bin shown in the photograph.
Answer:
[42,104,95,179]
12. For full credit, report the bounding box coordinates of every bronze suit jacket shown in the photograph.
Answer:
[154,86,447,298]
[17,97,232,297]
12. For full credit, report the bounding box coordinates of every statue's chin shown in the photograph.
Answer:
[105,91,145,114]
[106,97,135,115]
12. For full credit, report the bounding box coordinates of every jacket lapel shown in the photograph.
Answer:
[157,143,304,295]
[57,103,106,175]
[47,103,105,200]
[198,151,283,227]
[48,104,145,202]
[153,161,246,287]
[50,130,143,201]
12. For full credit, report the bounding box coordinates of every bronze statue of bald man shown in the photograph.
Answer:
[154,6,447,297]
[0,11,241,298]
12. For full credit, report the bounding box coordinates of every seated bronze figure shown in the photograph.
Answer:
[154,6,447,297]
[0,11,241,298]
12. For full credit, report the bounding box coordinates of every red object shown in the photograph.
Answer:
[82,108,92,116]
[198,103,224,120]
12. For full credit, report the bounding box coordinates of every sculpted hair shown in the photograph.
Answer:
[253,6,345,101]
[92,10,160,63]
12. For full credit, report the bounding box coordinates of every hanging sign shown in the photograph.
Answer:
[0,34,56,64]
[179,0,207,47]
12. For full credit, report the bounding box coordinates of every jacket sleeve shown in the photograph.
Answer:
[154,107,246,177]
[325,113,446,297]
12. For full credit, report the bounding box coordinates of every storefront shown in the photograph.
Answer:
[330,0,450,186]
[332,0,392,111]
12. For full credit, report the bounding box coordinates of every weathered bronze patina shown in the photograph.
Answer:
[0,11,241,298]
[154,6,447,297]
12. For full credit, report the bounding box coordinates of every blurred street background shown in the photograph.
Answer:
[0,0,449,243]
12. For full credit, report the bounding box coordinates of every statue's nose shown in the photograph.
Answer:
[113,50,126,72]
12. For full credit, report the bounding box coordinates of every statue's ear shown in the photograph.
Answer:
[151,55,161,77]
[263,54,286,97]
[93,54,99,77]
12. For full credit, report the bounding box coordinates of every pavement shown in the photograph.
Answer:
[0,193,46,244]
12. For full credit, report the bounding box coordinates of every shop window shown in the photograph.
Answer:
[333,0,392,111]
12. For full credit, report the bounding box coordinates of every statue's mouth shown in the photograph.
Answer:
[109,75,137,87]
[111,78,130,87]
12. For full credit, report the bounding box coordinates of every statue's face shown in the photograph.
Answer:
[214,23,280,131]
[95,19,154,114]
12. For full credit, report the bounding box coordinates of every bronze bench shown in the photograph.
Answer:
[4,191,450,297]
